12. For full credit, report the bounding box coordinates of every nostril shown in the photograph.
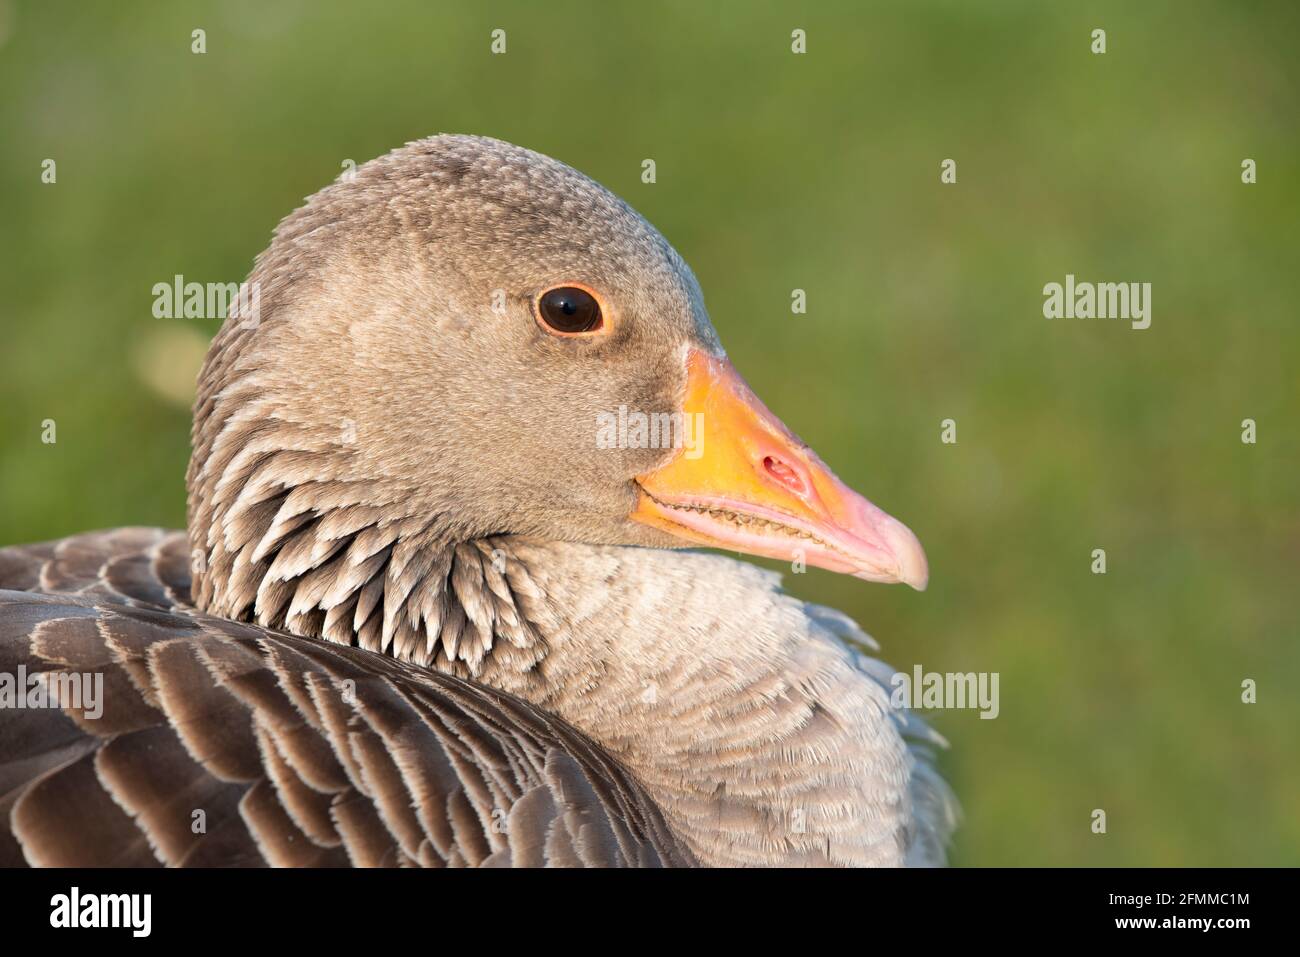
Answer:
[763,455,808,496]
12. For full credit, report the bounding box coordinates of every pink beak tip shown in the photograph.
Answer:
[881,516,930,592]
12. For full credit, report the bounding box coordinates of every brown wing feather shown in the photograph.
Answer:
[0,530,693,867]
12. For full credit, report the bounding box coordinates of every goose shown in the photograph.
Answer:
[0,135,956,868]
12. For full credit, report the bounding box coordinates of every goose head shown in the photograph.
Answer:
[189,135,927,634]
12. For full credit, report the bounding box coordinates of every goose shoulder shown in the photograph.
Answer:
[0,531,693,867]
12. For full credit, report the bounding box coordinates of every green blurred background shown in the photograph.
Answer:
[1,1,1296,865]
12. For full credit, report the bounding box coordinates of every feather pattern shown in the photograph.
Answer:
[0,530,693,868]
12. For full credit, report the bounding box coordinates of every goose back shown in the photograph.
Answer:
[0,529,694,867]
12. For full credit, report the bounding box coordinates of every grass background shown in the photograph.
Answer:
[1,0,1296,865]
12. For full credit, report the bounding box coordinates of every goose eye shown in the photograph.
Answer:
[537,286,603,335]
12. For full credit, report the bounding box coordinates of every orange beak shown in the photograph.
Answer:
[631,349,929,589]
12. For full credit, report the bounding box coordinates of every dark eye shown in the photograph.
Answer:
[537,286,603,334]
